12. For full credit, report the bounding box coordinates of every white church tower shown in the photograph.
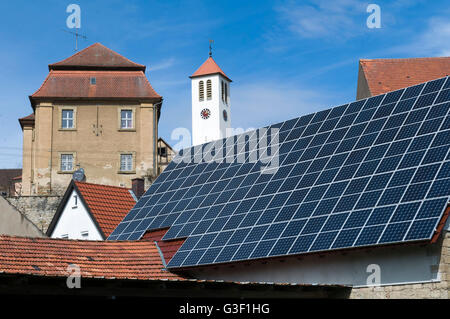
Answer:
[190,48,232,146]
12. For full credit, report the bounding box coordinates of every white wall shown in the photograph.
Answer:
[50,189,103,240]
[185,241,444,287]
[192,74,231,145]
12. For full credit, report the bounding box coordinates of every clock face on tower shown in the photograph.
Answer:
[201,108,211,119]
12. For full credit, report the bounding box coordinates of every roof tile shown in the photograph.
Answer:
[0,235,184,280]
[360,57,450,96]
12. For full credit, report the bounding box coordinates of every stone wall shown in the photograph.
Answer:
[6,196,62,233]
[350,231,449,299]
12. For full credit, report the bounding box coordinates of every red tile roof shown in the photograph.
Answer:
[30,70,161,101]
[18,113,35,129]
[360,57,450,96]
[141,229,185,264]
[73,181,137,238]
[0,235,183,280]
[191,57,231,82]
[29,43,161,108]
[49,43,146,71]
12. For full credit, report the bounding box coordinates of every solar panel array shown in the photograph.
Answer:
[109,76,450,269]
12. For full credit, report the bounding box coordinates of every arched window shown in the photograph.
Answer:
[207,80,212,100]
[224,82,228,104]
[199,81,204,101]
[221,80,224,102]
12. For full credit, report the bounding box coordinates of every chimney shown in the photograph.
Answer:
[131,178,145,199]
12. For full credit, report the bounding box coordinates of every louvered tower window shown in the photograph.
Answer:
[221,80,224,102]
[207,80,212,100]
[199,81,205,101]
[225,82,228,104]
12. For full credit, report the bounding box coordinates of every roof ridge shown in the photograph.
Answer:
[361,56,450,63]
[74,181,131,191]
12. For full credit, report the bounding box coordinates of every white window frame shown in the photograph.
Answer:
[60,154,74,172]
[120,110,133,129]
[61,109,74,129]
[120,153,133,172]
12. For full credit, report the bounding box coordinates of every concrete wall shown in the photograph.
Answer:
[0,197,44,237]
[22,101,159,196]
[350,231,449,299]
[50,189,103,240]
[6,196,62,232]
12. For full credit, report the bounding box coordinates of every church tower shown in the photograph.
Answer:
[190,50,231,146]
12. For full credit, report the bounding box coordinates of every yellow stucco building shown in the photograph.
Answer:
[19,43,164,195]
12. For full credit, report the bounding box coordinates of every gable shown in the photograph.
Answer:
[49,189,103,240]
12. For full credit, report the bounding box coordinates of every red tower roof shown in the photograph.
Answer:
[190,57,231,82]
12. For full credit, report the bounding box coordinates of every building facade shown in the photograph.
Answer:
[19,43,163,195]
[190,56,232,145]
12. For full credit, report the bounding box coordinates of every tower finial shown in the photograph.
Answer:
[209,39,214,57]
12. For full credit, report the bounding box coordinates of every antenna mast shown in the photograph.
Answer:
[62,29,87,51]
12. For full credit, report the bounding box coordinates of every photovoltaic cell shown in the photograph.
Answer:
[108,77,450,270]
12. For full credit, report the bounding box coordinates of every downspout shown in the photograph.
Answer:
[49,105,54,194]
[153,101,163,179]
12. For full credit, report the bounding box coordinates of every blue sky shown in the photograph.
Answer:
[0,0,449,168]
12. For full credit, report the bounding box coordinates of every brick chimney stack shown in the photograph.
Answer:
[131,178,145,199]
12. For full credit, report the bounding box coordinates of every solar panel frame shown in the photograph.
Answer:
[108,77,450,268]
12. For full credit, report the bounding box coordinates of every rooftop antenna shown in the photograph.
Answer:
[209,39,214,57]
[62,29,87,52]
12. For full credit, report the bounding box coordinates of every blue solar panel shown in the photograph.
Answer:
[108,77,450,270]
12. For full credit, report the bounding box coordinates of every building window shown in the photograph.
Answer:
[158,147,167,157]
[120,110,133,129]
[60,154,74,172]
[61,110,74,129]
[90,77,96,85]
[206,79,212,100]
[120,154,133,172]
[225,83,228,104]
[199,81,205,101]
[61,234,69,239]
[81,231,89,238]
[221,80,224,102]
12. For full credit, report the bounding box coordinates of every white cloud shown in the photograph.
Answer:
[276,0,366,39]
[389,17,450,56]
[148,57,176,72]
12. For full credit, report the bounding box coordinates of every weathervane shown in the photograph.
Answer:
[209,39,214,57]
[62,29,87,52]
